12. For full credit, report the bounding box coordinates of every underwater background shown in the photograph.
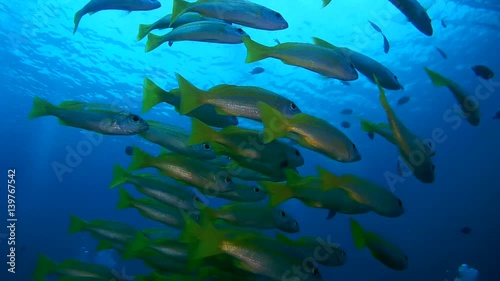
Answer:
[1,0,500,280]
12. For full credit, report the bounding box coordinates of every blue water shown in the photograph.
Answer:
[1,0,500,280]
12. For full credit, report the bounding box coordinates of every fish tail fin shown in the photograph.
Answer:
[189,118,219,146]
[73,9,85,34]
[322,0,332,7]
[117,187,135,210]
[109,164,129,189]
[28,96,56,119]
[67,215,87,234]
[177,73,205,115]
[349,218,367,249]
[128,146,154,172]
[360,119,377,133]
[199,205,218,221]
[259,181,293,207]
[137,23,153,41]
[257,101,290,144]
[142,78,167,113]
[190,216,224,261]
[33,254,57,281]
[424,67,448,87]
[171,0,190,27]
[123,231,150,260]
[145,33,166,52]
[242,37,271,63]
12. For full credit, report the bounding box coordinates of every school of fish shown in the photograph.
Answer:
[28,0,496,280]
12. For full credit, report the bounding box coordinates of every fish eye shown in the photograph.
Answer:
[289,102,298,111]
[254,187,260,192]
[352,143,357,150]
[236,28,244,34]
[274,12,283,19]
[280,211,286,217]
[312,267,319,276]
[394,75,398,81]
[131,115,140,122]
[398,199,402,207]
[341,250,346,256]
[224,176,232,184]
[203,143,211,150]
[294,149,301,156]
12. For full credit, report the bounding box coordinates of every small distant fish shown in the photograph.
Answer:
[441,17,447,28]
[367,132,375,140]
[397,96,411,106]
[368,21,390,54]
[274,38,281,45]
[73,0,161,34]
[368,20,382,32]
[493,111,500,120]
[341,109,353,115]
[460,227,472,235]
[125,146,134,156]
[382,34,390,54]
[250,67,265,75]
[341,121,351,129]
[471,65,494,80]
[435,47,448,59]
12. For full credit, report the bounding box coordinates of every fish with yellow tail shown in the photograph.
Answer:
[375,75,435,183]
[258,102,361,163]
[170,0,288,30]
[242,37,358,81]
[424,67,481,126]
[350,218,408,271]
[73,0,161,34]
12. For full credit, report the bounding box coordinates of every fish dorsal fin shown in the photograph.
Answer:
[312,37,338,49]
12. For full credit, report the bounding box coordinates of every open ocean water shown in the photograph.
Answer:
[1,0,500,280]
